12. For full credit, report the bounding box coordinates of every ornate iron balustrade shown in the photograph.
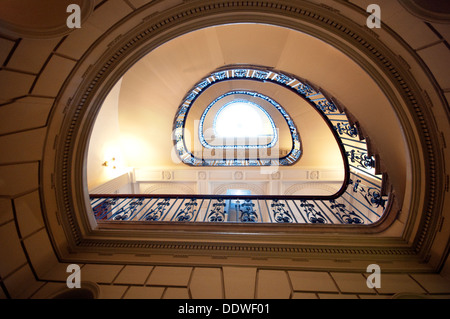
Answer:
[90,173,387,225]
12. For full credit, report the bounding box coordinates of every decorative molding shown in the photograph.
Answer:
[271,171,281,180]
[308,171,320,180]
[162,171,173,180]
[284,182,339,196]
[234,171,243,180]
[198,171,207,180]
[77,238,418,258]
[142,183,196,195]
[213,182,266,195]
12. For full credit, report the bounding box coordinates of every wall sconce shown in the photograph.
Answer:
[102,157,116,169]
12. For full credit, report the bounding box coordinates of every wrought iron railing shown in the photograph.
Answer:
[90,168,387,225]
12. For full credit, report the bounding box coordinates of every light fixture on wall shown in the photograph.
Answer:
[102,157,116,169]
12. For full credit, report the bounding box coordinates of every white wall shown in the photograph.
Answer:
[87,78,129,190]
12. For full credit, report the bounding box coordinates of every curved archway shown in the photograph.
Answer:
[40,1,446,266]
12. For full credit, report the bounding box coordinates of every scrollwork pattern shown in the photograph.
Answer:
[208,199,226,222]
[142,198,171,221]
[271,200,293,223]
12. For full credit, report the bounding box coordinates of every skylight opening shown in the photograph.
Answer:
[214,100,274,139]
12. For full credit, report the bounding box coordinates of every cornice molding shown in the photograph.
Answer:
[78,236,418,258]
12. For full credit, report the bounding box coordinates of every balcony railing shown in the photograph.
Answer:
[90,168,387,225]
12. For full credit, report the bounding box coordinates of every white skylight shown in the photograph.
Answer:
[214,100,274,138]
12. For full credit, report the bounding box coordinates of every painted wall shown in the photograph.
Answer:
[86,78,129,190]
